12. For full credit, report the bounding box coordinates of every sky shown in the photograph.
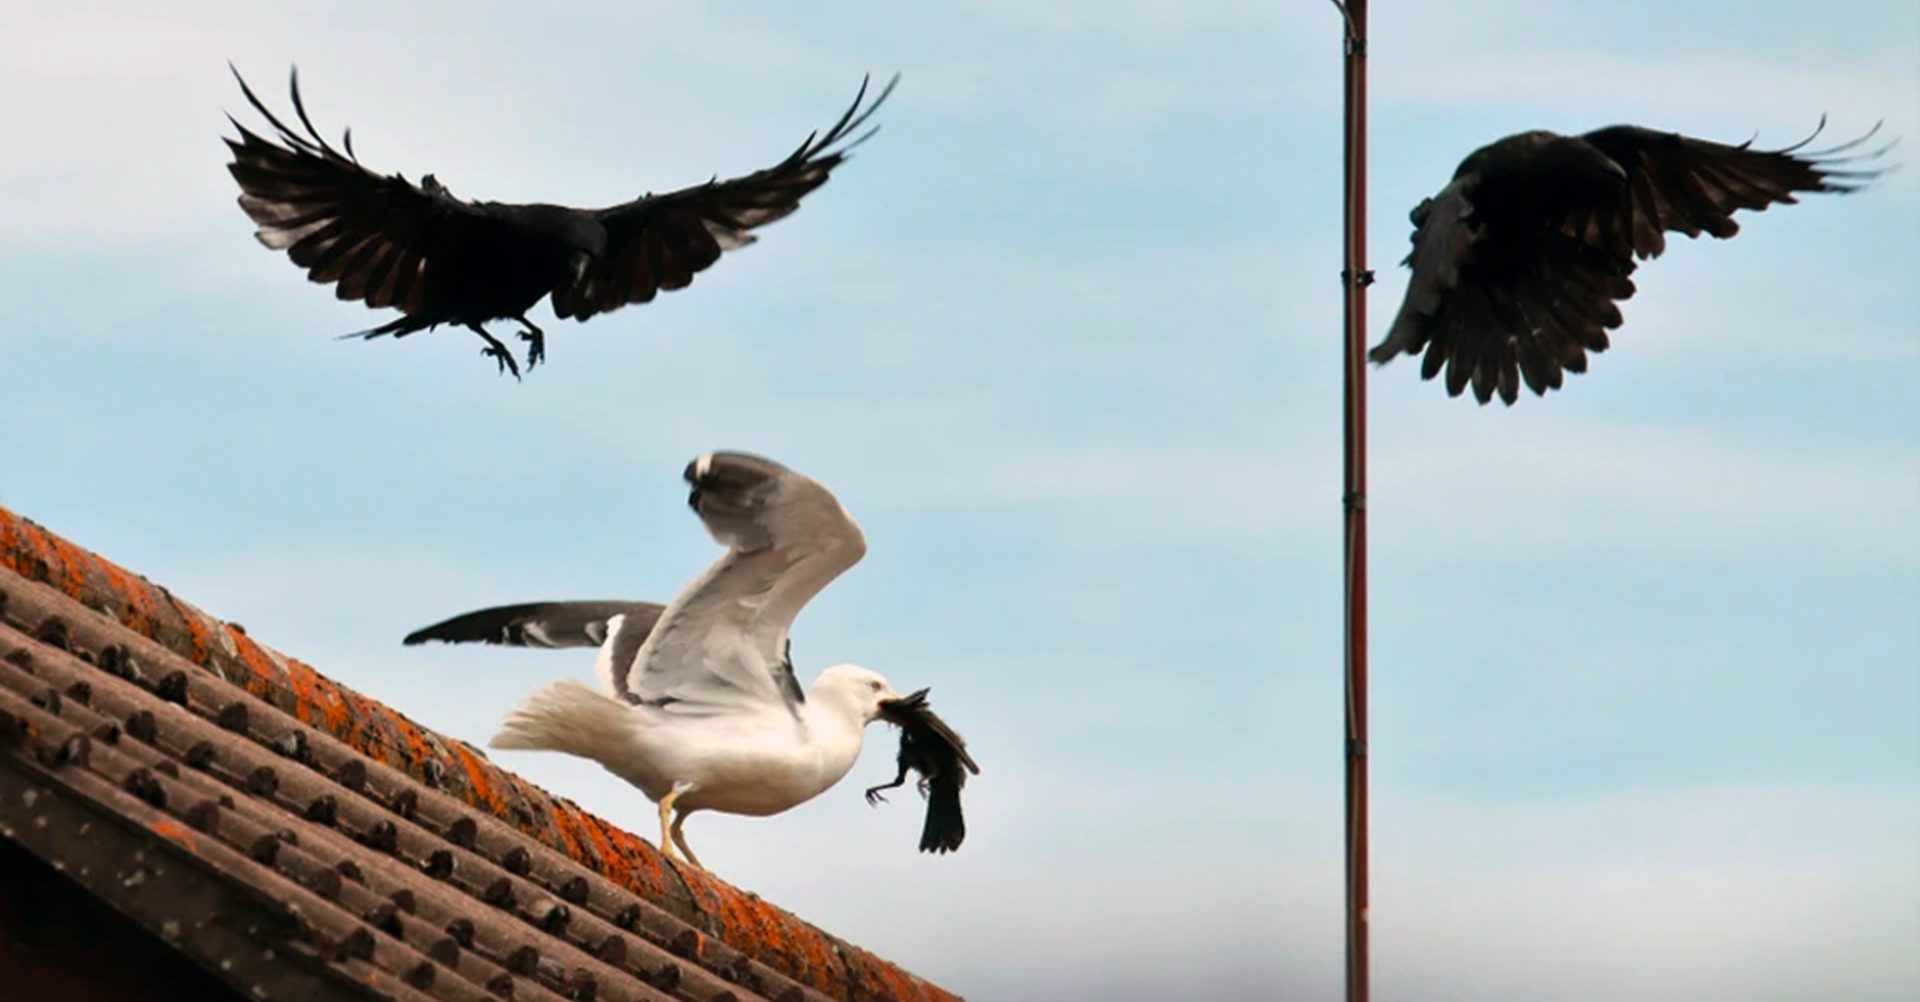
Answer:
[2,2,1917,999]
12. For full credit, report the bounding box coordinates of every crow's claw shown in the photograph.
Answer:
[482,344,522,380]
[515,317,547,370]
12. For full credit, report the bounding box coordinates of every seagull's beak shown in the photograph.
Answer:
[874,687,926,726]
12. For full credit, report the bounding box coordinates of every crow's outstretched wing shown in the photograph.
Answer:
[1371,121,1887,404]
[224,66,510,322]
[550,75,898,321]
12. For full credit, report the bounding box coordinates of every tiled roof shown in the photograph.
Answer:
[0,504,963,1002]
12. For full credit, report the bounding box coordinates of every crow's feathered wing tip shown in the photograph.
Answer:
[339,316,430,342]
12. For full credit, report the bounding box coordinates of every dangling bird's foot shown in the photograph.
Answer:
[864,785,891,807]
[518,330,545,370]
[515,316,547,371]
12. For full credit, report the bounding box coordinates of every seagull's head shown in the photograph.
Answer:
[813,664,905,724]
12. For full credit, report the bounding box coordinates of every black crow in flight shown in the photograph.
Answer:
[1369,120,1891,404]
[225,66,896,378]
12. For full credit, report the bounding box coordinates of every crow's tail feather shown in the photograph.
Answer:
[919,773,967,853]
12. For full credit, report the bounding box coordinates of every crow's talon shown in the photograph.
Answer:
[515,319,547,370]
[481,345,522,380]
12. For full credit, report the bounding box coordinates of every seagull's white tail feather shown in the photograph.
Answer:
[489,679,633,760]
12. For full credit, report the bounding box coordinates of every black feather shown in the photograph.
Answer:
[225,65,897,376]
[867,689,980,854]
[1371,119,1892,403]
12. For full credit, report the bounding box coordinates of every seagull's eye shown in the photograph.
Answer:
[869,681,884,693]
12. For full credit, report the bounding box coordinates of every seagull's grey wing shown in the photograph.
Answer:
[402,601,666,649]
[628,451,866,712]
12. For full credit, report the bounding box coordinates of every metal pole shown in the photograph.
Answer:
[1331,2,1372,1001]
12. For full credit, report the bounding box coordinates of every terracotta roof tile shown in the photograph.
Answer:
[0,504,962,1002]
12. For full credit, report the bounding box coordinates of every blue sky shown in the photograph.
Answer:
[3,2,1917,999]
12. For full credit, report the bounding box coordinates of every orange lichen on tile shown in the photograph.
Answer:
[539,802,594,864]
[861,948,963,1002]
[161,592,216,665]
[680,872,853,994]
[387,715,438,777]
[589,816,673,899]
[335,687,402,768]
[279,655,354,737]
[574,812,631,887]
[148,818,199,853]
[33,526,92,600]
[226,627,290,707]
[0,512,19,574]
[449,741,508,816]
[97,563,159,637]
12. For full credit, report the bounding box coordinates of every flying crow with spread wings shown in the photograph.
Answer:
[225,67,896,378]
[1368,121,1890,404]
[404,451,978,868]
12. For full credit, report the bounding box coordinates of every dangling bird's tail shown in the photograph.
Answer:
[489,678,634,760]
[921,770,967,853]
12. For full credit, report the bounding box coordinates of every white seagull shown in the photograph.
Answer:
[404,451,977,868]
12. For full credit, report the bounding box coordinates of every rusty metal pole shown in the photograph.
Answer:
[1332,2,1372,1001]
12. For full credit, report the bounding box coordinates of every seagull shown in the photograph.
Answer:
[1368,120,1892,404]
[224,66,896,378]
[403,451,978,868]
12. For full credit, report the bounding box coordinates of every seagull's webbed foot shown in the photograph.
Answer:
[464,323,522,381]
[514,314,546,370]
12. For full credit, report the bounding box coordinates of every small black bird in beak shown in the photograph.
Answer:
[867,688,980,853]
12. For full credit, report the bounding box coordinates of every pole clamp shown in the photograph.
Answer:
[1340,269,1376,288]
[1347,737,1368,758]
[1343,491,1366,511]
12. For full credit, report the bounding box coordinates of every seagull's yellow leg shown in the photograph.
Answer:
[657,781,696,864]
[670,811,703,870]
